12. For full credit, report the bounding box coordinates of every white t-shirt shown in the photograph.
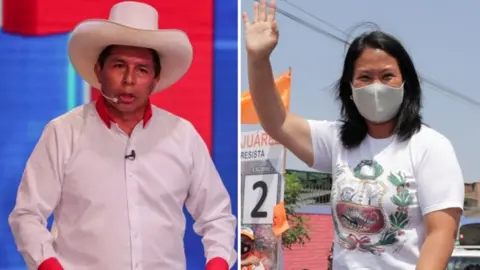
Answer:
[308,120,465,270]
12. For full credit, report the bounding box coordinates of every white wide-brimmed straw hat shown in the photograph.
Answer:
[68,1,193,93]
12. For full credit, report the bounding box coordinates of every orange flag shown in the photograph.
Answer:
[272,201,290,237]
[241,68,292,124]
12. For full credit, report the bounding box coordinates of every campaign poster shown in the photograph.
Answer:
[241,130,285,269]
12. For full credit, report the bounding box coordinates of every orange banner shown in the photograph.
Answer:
[272,201,289,237]
[241,69,291,124]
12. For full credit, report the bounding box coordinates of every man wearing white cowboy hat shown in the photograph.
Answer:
[8,1,236,270]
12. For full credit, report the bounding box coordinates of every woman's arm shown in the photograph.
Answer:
[416,208,461,270]
[247,59,314,166]
[415,131,464,270]
[243,0,316,166]
[244,0,339,173]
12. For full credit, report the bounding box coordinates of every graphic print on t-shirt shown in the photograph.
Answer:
[332,160,414,255]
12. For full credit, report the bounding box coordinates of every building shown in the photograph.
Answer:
[282,170,333,269]
[464,182,480,217]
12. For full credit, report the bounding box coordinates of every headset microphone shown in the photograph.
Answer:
[101,92,118,103]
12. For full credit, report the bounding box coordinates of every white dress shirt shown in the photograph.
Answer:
[9,100,237,270]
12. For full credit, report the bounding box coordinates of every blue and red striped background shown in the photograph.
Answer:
[0,0,238,269]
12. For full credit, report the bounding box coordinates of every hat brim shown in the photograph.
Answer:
[68,19,193,93]
[241,232,255,241]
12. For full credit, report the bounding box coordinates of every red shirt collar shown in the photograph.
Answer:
[95,96,153,128]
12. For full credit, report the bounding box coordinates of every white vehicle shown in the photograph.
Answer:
[448,246,480,270]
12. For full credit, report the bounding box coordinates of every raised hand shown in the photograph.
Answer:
[242,0,278,59]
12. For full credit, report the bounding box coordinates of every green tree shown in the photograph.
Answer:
[282,172,310,249]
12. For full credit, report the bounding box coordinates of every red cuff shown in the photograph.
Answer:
[206,257,229,270]
[38,257,63,270]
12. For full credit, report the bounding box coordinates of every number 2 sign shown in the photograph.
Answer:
[242,174,280,224]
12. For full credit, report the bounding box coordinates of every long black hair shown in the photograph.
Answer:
[336,31,422,149]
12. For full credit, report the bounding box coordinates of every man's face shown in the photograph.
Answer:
[94,45,160,114]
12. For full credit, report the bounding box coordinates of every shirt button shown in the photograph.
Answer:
[129,173,133,177]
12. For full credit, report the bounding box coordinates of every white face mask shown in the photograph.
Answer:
[351,82,404,123]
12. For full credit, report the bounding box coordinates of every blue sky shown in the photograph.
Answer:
[241,0,480,183]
